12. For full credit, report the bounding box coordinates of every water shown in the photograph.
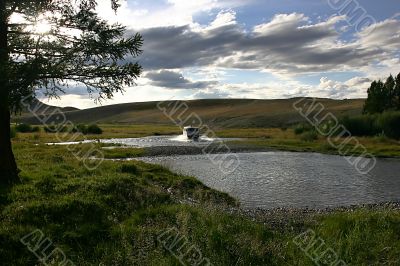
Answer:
[48,135,235,148]
[137,152,400,209]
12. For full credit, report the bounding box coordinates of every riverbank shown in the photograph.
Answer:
[13,124,400,158]
[2,139,400,265]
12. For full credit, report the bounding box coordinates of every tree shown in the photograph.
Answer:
[363,73,400,114]
[0,0,143,184]
[395,73,400,110]
[363,80,386,114]
[384,74,395,110]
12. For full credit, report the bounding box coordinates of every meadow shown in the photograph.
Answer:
[12,124,400,158]
[1,126,400,265]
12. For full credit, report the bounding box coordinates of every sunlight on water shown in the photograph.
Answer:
[47,135,227,148]
[170,134,216,142]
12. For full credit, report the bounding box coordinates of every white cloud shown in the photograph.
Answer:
[44,2,400,108]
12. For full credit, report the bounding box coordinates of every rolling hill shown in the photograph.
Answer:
[16,98,365,128]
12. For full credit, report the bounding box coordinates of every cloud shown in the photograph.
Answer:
[191,88,231,99]
[97,0,249,29]
[135,12,400,76]
[145,70,218,89]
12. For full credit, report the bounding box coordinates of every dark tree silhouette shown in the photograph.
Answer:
[395,73,400,110]
[364,80,386,114]
[0,0,143,184]
[364,73,400,114]
[384,74,395,110]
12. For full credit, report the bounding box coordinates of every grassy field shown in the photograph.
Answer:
[16,98,365,128]
[14,124,400,158]
[217,128,400,158]
[1,135,400,265]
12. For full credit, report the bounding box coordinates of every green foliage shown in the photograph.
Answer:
[72,124,88,134]
[15,123,32,133]
[15,123,40,133]
[340,115,379,136]
[71,124,103,135]
[376,112,400,139]
[294,123,312,135]
[87,124,103,135]
[300,130,318,142]
[119,164,139,174]
[340,112,400,139]
[2,140,400,265]
[5,0,143,111]
[364,73,400,114]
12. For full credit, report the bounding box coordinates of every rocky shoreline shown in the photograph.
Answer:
[220,201,400,232]
[179,194,400,231]
[143,144,273,157]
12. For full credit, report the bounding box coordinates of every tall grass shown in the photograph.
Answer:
[340,111,400,139]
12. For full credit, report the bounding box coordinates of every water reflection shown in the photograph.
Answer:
[138,152,400,209]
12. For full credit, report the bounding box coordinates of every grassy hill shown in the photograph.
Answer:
[16,98,365,128]
[13,98,79,120]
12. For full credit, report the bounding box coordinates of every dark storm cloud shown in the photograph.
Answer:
[145,70,218,89]
[130,14,400,75]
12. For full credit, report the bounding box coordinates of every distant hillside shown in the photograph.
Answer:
[17,98,365,128]
[12,99,79,122]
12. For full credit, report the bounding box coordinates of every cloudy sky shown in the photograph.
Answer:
[45,0,400,109]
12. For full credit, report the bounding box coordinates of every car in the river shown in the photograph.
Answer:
[183,126,200,140]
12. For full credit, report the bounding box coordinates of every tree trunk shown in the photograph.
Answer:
[0,103,19,184]
[0,0,19,184]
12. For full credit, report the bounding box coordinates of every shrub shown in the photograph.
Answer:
[339,112,400,139]
[32,126,40,132]
[340,115,379,137]
[119,164,138,174]
[294,123,312,135]
[10,127,17,139]
[300,131,318,142]
[87,124,103,135]
[72,124,88,134]
[15,123,40,133]
[377,112,400,139]
[15,123,33,133]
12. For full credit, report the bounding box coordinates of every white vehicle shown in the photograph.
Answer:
[183,126,200,140]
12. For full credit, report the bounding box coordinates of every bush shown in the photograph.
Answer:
[294,123,311,135]
[15,123,40,133]
[10,127,16,139]
[377,112,400,139]
[119,164,138,174]
[340,115,379,137]
[72,124,88,134]
[87,124,103,135]
[15,123,33,133]
[300,131,318,142]
[32,126,40,132]
[339,112,400,139]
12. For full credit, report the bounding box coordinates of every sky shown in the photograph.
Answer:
[43,0,400,109]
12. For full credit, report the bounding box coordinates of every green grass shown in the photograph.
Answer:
[218,128,400,158]
[1,134,400,265]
